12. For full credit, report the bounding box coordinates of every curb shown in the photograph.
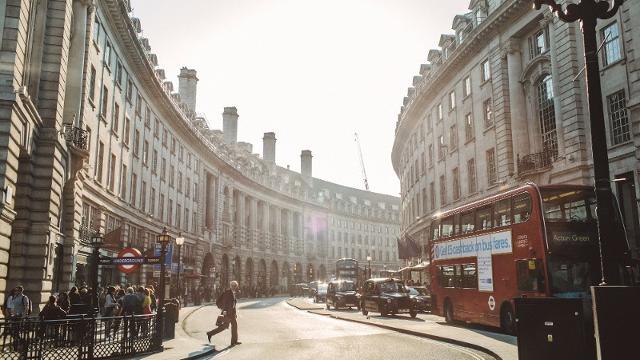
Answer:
[179,304,216,360]
[287,299,502,360]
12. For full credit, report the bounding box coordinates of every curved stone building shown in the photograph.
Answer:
[392,1,640,256]
[0,0,400,306]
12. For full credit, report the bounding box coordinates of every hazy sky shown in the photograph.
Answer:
[133,0,470,196]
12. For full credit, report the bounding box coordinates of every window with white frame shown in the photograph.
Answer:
[484,99,493,128]
[463,76,471,97]
[536,75,558,157]
[481,60,491,82]
[607,90,631,145]
[449,91,456,110]
[465,113,474,142]
[602,22,622,66]
[529,29,548,59]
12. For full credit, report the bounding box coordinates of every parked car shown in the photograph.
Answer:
[408,286,431,312]
[314,283,328,303]
[308,281,321,298]
[326,280,359,310]
[360,278,417,318]
[291,283,309,297]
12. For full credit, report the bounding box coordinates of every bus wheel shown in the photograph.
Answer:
[444,300,454,323]
[500,304,516,335]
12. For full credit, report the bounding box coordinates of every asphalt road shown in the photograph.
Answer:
[183,297,497,360]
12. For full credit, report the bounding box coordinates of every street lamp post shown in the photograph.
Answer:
[90,232,104,316]
[175,233,185,303]
[366,255,372,279]
[533,0,626,285]
[156,227,173,344]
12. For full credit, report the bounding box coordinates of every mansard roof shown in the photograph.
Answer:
[427,49,442,63]
[438,34,456,47]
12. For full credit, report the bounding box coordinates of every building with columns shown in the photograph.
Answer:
[0,0,400,309]
[392,0,640,258]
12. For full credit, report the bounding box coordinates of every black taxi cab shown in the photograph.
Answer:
[326,280,359,310]
[360,278,417,318]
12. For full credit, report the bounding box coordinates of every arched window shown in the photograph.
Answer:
[536,75,558,158]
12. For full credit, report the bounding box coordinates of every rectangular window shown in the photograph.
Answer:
[438,135,445,160]
[159,194,165,221]
[449,91,456,110]
[430,182,435,210]
[452,167,460,201]
[162,129,168,147]
[467,158,476,194]
[171,137,176,154]
[437,103,443,120]
[176,204,181,229]
[529,29,548,58]
[108,154,116,191]
[463,76,471,97]
[494,198,512,227]
[602,22,622,66]
[161,158,166,180]
[152,149,158,173]
[440,265,455,288]
[120,164,127,199]
[150,187,156,216]
[154,118,160,138]
[96,142,104,183]
[185,207,189,231]
[143,140,149,166]
[439,175,446,206]
[449,125,458,151]
[168,199,173,226]
[112,103,120,133]
[130,173,137,207]
[461,264,478,289]
[100,86,109,118]
[465,113,474,142]
[169,165,175,187]
[144,106,151,128]
[427,114,433,132]
[607,90,631,145]
[178,173,182,193]
[193,183,198,201]
[126,78,133,102]
[141,181,147,212]
[115,61,123,86]
[135,94,142,115]
[123,117,130,145]
[484,99,493,128]
[513,193,532,224]
[461,211,475,233]
[428,145,433,167]
[133,130,140,156]
[486,148,496,185]
[89,66,97,103]
[192,211,197,233]
[93,18,101,43]
[104,42,112,69]
[186,177,191,197]
[481,59,491,82]
[476,205,493,230]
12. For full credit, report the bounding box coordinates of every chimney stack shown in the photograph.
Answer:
[301,150,312,178]
[263,132,276,164]
[178,67,198,113]
[222,107,238,144]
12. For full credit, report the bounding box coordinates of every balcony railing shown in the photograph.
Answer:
[517,148,556,176]
[64,124,89,151]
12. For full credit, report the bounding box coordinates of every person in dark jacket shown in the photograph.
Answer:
[206,281,240,347]
[40,296,67,320]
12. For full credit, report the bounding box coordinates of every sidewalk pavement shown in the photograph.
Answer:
[287,297,518,360]
[134,303,215,360]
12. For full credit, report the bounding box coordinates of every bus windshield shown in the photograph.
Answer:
[541,189,596,223]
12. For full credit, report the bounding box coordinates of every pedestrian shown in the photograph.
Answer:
[57,291,71,313]
[10,286,31,318]
[2,287,17,318]
[206,280,240,347]
[102,286,117,339]
[39,295,67,344]
[69,287,81,306]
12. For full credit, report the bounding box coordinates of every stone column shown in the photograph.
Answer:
[506,39,530,161]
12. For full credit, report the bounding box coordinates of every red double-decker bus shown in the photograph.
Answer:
[428,183,629,334]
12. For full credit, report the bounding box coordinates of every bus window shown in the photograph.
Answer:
[432,221,440,240]
[513,193,531,224]
[516,259,545,292]
[440,265,455,288]
[541,189,596,222]
[495,199,512,227]
[453,213,461,235]
[441,216,454,237]
[476,206,493,230]
[461,211,475,233]
[454,265,463,288]
[461,264,478,289]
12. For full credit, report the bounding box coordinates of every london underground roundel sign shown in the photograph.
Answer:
[117,247,142,273]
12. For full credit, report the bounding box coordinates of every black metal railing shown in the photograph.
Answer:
[64,125,89,151]
[0,314,159,360]
[517,148,556,175]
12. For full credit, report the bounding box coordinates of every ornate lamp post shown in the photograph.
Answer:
[90,232,104,316]
[175,233,185,302]
[366,255,372,279]
[156,227,173,343]
[533,0,625,285]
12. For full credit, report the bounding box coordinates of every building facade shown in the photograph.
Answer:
[0,0,401,309]
[392,0,640,257]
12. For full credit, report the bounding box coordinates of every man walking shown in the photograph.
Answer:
[206,280,240,347]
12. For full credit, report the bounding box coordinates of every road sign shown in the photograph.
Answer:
[117,247,142,273]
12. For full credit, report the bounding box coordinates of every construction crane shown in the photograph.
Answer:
[354,132,370,191]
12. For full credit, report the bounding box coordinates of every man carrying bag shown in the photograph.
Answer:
[206,280,240,347]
